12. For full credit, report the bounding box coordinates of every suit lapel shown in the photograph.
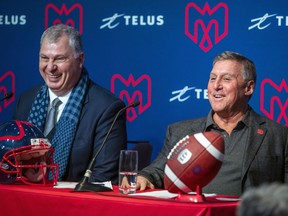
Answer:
[79,81,91,121]
[241,112,267,183]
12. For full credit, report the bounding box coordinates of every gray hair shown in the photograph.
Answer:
[40,24,83,58]
[213,51,257,85]
[237,183,288,216]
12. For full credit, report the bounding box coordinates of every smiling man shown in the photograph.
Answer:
[136,51,288,196]
[13,24,127,184]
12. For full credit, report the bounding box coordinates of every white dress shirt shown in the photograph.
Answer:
[48,89,71,122]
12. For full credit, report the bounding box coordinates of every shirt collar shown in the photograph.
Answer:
[205,110,216,131]
[205,106,252,131]
[48,89,71,106]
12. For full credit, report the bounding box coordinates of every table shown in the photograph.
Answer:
[0,183,239,216]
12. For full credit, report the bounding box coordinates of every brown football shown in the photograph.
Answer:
[164,131,224,193]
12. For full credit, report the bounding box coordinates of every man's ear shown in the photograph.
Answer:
[79,52,84,67]
[245,80,255,97]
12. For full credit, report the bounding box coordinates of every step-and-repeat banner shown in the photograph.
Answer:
[1,0,287,160]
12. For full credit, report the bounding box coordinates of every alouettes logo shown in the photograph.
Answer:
[185,2,229,52]
[45,3,83,33]
[0,71,15,112]
[260,78,288,126]
[111,74,152,122]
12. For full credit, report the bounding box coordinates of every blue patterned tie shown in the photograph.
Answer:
[44,98,62,136]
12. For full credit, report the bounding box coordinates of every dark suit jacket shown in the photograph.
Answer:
[139,109,288,195]
[13,80,127,184]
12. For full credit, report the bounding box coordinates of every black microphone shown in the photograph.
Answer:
[73,101,140,192]
[0,92,13,102]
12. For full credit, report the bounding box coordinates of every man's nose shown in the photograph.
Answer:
[46,60,57,72]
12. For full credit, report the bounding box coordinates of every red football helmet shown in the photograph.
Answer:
[0,120,58,186]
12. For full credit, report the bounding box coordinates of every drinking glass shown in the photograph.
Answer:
[118,150,138,194]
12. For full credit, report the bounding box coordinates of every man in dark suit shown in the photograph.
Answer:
[13,24,127,185]
[136,51,288,196]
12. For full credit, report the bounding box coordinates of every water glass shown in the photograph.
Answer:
[118,150,138,194]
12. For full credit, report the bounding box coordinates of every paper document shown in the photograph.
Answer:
[130,190,178,199]
[54,181,113,190]
[216,197,241,201]
[130,190,217,199]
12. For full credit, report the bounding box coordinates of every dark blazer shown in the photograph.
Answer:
[139,109,288,195]
[13,80,127,184]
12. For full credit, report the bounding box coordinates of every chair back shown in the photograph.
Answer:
[128,141,153,170]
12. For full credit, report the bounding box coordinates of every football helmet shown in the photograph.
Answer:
[0,120,58,186]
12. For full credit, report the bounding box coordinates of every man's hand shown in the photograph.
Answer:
[136,175,155,191]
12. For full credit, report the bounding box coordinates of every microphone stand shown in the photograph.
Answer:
[73,101,140,192]
[0,92,13,102]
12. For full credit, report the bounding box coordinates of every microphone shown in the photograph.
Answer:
[73,101,140,192]
[0,92,13,102]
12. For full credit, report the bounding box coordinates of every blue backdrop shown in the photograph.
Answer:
[1,0,287,161]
